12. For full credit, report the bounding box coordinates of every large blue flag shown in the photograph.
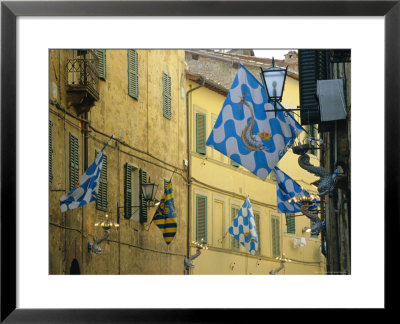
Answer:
[274,166,320,213]
[60,135,114,212]
[152,180,178,245]
[206,65,305,180]
[228,197,258,255]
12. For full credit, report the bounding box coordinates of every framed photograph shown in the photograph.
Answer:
[1,0,396,321]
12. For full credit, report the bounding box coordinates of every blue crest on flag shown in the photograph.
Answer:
[206,65,305,180]
[60,135,114,212]
[274,166,320,213]
[228,197,258,255]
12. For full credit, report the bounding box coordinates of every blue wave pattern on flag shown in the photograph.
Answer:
[274,166,320,213]
[206,65,305,180]
[228,197,258,255]
[60,135,114,212]
[152,180,177,245]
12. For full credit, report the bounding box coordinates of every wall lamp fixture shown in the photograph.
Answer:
[88,213,119,254]
[117,177,159,220]
[184,240,208,269]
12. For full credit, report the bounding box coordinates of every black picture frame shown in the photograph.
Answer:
[1,0,396,322]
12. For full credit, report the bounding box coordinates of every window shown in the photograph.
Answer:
[49,119,53,188]
[139,169,148,223]
[96,150,108,211]
[254,211,261,255]
[94,49,106,80]
[196,195,207,243]
[162,72,172,119]
[196,113,206,154]
[231,206,240,251]
[128,50,138,99]
[271,216,280,258]
[286,214,296,234]
[124,163,133,219]
[69,133,79,191]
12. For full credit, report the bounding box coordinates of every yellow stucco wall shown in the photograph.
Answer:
[49,49,188,274]
[186,70,326,275]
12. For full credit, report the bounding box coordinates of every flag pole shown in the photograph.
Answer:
[169,168,177,182]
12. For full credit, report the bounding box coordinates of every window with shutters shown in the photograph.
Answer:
[139,169,148,223]
[69,133,79,191]
[128,50,139,99]
[94,49,106,80]
[298,49,329,125]
[124,163,133,219]
[254,211,261,255]
[96,150,108,211]
[286,214,296,234]
[196,113,206,154]
[49,119,53,188]
[162,72,172,119]
[271,216,281,258]
[307,124,318,155]
[196,195,207,243]
[231,206,240,251]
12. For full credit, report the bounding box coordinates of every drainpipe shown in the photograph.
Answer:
[185,78,204,274]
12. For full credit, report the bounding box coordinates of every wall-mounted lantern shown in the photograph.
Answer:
[88,213,119,254]
[260,57,288,115]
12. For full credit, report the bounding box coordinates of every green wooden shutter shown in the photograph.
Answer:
[271,216,280,258]
[49,119,53,188]
[196,113,206,154]
[124,163,133,219]
[94,49,106,80]
[286,213,296,234]
[163,72,172,119]
[128,50,139,99]
[230,159,240,167]
[231,206,240,250]
[298,49,329,125]
[139,169,148,222]
[254,212,260,255]
[96,150,108,211]
[196,195,207,243]
[69,133,79,191]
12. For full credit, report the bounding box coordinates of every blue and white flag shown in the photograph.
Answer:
[60,135,114,212]
[228,197,258,255]
[206,65,305,180]
[274,166,320,213]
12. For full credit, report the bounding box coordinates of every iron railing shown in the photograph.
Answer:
[65,53,99,101]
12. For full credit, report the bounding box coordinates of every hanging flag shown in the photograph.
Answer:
[206,64,305,180]
[152,180,177,245]
[274,166,320,213]
[60,135,114,212]
[228,196,258,255]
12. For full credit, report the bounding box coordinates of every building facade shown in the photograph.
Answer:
[49,49,188,274]
[298,49,351,274]
[185,50,327,275]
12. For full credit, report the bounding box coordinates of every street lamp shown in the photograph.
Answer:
[260,57,288,115]
[117,177,159,220]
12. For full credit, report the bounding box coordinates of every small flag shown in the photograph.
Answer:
[152,180,177,245]
[206,64,305,180]
[274,166,320,213]
[60,135,114,212]
[228,197,258,255]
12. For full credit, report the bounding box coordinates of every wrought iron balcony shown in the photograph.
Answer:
[65,50,99,114]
